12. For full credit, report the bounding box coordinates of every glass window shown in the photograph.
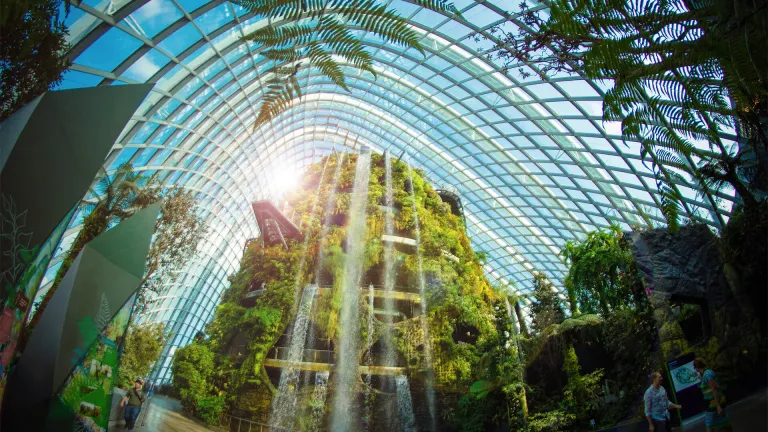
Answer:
[75,27,143,72]
[123,0,182,39]
[122,49,171,82]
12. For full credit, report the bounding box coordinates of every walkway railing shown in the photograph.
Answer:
[219,414,293,432]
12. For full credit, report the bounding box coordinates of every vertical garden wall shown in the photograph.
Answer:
[172,152,507,431]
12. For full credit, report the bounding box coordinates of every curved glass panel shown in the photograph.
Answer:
[49,0,734,382]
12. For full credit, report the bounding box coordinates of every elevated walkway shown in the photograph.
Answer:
[264,358,406,376]
[316,286,421,303]
[251,200,302,249]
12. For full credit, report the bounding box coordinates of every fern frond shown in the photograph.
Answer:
[254,74,302,129]
[245,22,317,47]
[262,48,303,62]
[307,43,348,90]
[656,173,681,232]
[410,0,461,16]
[235,0,312,20]
[333,3,423,52]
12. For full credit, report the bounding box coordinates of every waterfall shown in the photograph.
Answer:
[293,155,330,304]
[269,154,330,429]
[302,317,317,388]
[381,154,397,370]
[395,376,417,432]
[269,284,318,429]
[504,297,514,326]
[408,162,437,430]
[362,284,375,428]
[331,150,372,431]
[315,153,347,282]
[381,154,399,428]
[310,370,330,432]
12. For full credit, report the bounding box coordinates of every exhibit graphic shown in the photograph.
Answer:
[0,206,74,406]
[670,360,701,392]
[57,300,131,432]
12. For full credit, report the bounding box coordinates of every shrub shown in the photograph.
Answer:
[195,395,226,425]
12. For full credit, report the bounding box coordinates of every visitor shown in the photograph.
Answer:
[644,371,682,432]
[121,379,146,430]
[694,358,731,431]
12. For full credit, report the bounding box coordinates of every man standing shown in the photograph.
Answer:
[121,379,146,431]
[644,371,682,432]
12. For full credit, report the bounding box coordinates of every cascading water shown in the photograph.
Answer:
[362,284,375,428]
[269,155,330,429]
[269,284,318,429]
[395,375,417,432]
[293,155,330,302]
[302,317,317,388]
[408,161,437,430]
[381,154,397,369]
[310,371,331,432]
[504,297,522,360]
[315,153,347,282]
[331,150,372,431]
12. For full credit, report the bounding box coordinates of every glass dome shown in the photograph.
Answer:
[47,0,735,382]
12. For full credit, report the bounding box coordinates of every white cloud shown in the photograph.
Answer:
[129,55,161,81]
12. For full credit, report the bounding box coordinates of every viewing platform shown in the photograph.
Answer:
[316,286,421,303]
[251,200,302,249]
[245,285,422,304]
[264,358,406,376]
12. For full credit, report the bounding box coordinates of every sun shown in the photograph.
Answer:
[270,163,300,197]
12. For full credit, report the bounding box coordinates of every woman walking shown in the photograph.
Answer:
[693,358,732,431]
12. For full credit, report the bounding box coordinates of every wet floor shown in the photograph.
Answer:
[117,395,215,432]
[679,389,768,432]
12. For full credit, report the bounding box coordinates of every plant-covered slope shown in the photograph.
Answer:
[172,152,505,427]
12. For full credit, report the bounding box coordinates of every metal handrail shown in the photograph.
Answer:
[270,347,335,364]
[219,414,294,432]
[315,283,421,295]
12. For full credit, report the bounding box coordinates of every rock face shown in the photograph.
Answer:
[629,225,728,308]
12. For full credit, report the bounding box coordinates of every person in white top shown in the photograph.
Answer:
[644,371,682,432]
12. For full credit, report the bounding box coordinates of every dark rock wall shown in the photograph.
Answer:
[629,225,729,310]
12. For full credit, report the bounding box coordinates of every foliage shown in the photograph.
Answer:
[561,224,639,316]
[454,389,510,432]
[0,0,70,122]
[136,187,206,313]
[236,0,461,128]
[171,343,215,412]
[600,308,655,423]
[525,409,577,432]
[178,152,503,427]
[452,298,527,430]
[26,164,203,348]
[525,313,602,367]
[718,200,768,326]
[117,322,170,388]
[480,0,767,228]
[195,395,226,425]
[26,163,155,334]
[529,273,565,334]
[561,344,604,425]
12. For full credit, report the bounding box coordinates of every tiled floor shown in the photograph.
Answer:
[113,396,215,432]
